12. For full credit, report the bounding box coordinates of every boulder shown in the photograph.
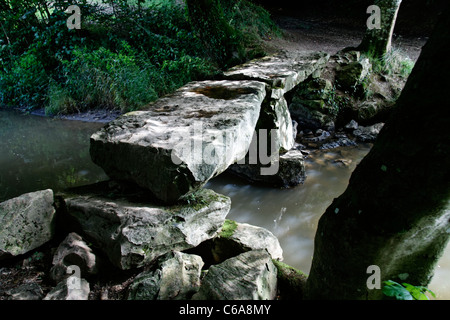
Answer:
[192,249,278,300]
[352,123,385,142]
[293,77,333,101]
[0,189,56,259]
[128,251,204,300]
[259,96,295,153]
[44,277,90,300]
[228,149,306,188]
[344,119,359,131]
[288,92,338,131]
[353,100,394,124]
[90,80,267,204]
[60,184,231,270]
[50,232,99,283]
[212,220,284,263]
[335,58,371,92]
[288,75,340,131]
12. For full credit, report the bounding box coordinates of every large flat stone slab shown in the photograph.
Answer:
[223,51,330,98]
[90,80,266,204]
[59,183,231,270]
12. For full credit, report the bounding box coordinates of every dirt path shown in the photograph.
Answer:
[263,14,427,62]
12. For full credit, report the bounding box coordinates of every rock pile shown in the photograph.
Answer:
[0,186,300,300]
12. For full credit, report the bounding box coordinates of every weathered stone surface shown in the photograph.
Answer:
[289,97,336,132]
[228,149,306,188]
[352,122,385,142]
[90,80,267,204]
[260,96,295,153]
[352,99,394,124]
[50,232,99,284]
[212,221,284,263]
[128,251,204,300]
[335,58,371,92]
[230,96,297,181]
[345,119,359,131]
[0,189,56,259]
[192,249,278,300]
[44,277,90,300]
[61,185,231,270]
[224,51,330,156]
[223,51,330,98]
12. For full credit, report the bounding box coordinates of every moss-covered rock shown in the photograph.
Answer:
[272,260,308,300]
[90,80,267,204]
[212,220,284,264]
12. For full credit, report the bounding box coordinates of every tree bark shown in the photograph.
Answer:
[306,5,450,300]
[358,0,402,58]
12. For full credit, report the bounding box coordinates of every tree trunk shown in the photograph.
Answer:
[306,5,450,300]
[358,0,402,58]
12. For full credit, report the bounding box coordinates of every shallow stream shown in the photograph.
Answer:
[0,109,448,299]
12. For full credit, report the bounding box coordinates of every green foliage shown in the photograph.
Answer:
[362,48,415,79]
[1,0,276,113]
[186,0,279,68]
[322,85,351,118]
[54,44,161,113]
[183,190,209,208]
[382,280,436,300]
[219,219,238,238]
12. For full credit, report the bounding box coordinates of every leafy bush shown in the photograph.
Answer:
[0,49,49,109]
[186,0,279,68]
[59,44,160,113]
[362,48,415,79]
[0,0,278,113]
[383,280,436,300]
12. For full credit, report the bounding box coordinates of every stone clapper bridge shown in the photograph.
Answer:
[90,51,330,204]
[84,51,329,296]
[4,51,330,300]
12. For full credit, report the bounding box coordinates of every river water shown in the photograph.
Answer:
[0,109,448,299]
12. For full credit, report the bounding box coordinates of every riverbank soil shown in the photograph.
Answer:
[260,0,434,61]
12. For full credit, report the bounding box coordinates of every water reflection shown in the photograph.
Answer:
[0,109,107,202]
